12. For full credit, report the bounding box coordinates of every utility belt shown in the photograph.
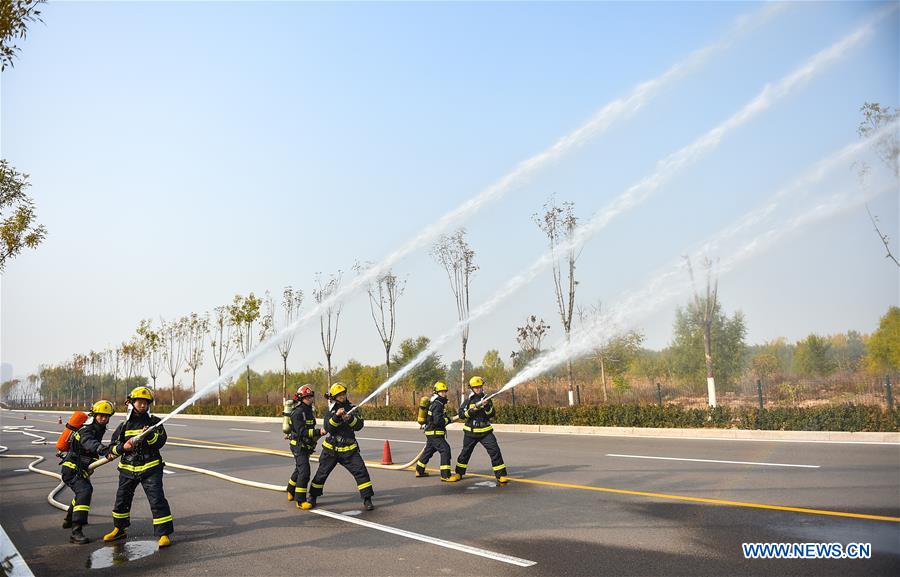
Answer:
[424,428,446,436]
[463,420,493,435]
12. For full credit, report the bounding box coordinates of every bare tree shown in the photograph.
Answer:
[107,347,121,404]
[313,272,343,387]
[355,261,405,406]
[137,319,163,390]
[865,206,900,268]
[184,312,209,397]
[209,305,235,406]
[161,317,187,405]
[432,229,477,402]
[534,196,580,405]
[274,286,304,400]
[511,315,550,406]
[230,293,263,406]
[685,256,719,407]
[120,339,142,403]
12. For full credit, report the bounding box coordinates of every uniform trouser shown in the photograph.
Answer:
[287,446,311,499]
[111,469,174,536]
[62,468,93,526]
[455,431,507,479]
[308,449,374,500]
[416,434,452,478]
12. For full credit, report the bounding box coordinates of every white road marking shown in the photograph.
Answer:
[0,522,37,577]
[606,453,820,468]
[312,508,536,567]
[13,469,29,472]
[228,428,271,433]
[163,469,175,475]
[165,423,187,427]
[356,437,425,445]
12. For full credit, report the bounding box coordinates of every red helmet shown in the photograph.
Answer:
[297,385,315,399]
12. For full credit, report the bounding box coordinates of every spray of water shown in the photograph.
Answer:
[147,7,783,424]
[494,178,895,399]
[353,15,885,409]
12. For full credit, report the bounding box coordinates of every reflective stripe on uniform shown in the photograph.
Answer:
[288,479,296,486]
[296,487,307,493]
[73,505,90,512]
[357,481,372,490]
[440,465,451,470]
[328,418,341,427]
[118,459,162,473]
[322,441,357,452]
[463,425,493,434]
[112,511,130,519]
[312,483,325,489]
[147,432,159,444]
[492,464,506,471]
[456,462,468,469]
[62,461,78,470]
[290,439,298,445]
[153,515,173,525]
[424,430,445,436]
[124,429,144,437]
[417,461,426,468]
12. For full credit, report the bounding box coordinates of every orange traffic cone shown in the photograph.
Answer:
[381,440,394,465]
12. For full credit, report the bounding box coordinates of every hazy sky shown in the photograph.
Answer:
[2,1,897,388]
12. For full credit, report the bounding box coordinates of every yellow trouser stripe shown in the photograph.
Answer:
[357,481,372,490]
[73,505,90,512]
[456,463,468,468]
[118,459,161,473]
[312,483,325,489]
[288,479,296,486]
[112,511,130,519]
[425,430,445,436]
[493,464,506,471]
[463,425,493,434]
[153,515,173,525]
[296,488,307,493]
[440,465,451,470]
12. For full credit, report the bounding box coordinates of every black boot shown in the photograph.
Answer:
[62,517,72,529]
[363,497,374,511]
[70,525,90,545]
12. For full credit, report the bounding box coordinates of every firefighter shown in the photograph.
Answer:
[102,386,174,547]
[302,383,374,511]
[287,385,325,506]
[414,381,460,482]
[454,376,509,484]
[60,400,116,544]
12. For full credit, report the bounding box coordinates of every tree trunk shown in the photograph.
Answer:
[326,354,333,387]
[246,368,251,407]
[600,355,608,403]
[282,356,288,400]
[216,367,222,407]
[171,374,176,405]
[460,337,468,403]
[566,356,575,406]
[384,350,391,406]
[192,369,196,396]
[703,325,716,407]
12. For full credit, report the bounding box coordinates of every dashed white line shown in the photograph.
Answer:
[606,453,820,468]
[228,428,271,433]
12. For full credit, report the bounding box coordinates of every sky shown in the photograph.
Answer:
[1,1,898,389]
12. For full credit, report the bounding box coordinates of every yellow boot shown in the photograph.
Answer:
[158,535,172,548]
[300,501,313,510]
[442,474,461,483]
[103,527,126,542]
[497,476,509,484]
[287,492,294,502]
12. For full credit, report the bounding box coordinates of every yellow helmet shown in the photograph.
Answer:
[468,376,484,388]
[128,386,154,403]
[328,382,347,397]
[433,381,449,392]
[90,400,115,416]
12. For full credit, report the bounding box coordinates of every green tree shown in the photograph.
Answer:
[481,350,507,388]
[669,300,746,392]
[828,331,867,373]
[866,306,900,374]
[229,292,264,406]
[0,159,46,271]
[792,334,836,377]
[391,336,446,393]
[0,0,44,71]
[595,330,644,400]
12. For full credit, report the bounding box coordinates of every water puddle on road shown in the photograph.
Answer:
[341,510,362,517]
[86,540,158,569]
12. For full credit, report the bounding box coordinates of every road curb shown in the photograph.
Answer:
[5,408,898,443]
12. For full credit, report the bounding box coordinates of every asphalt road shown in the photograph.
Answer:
[1,410,898,576]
